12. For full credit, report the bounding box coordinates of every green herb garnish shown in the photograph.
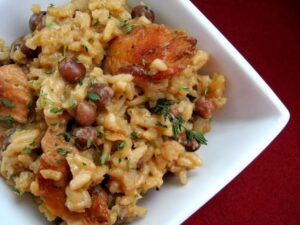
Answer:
[12,187,20,194]
[94,19,100,26]
[21,148,32,154]
[171,116,185,140]
[58,132,74,141]
[87,92,100,101]
[50,107,64,113]
[68,97,76,108]
[186,129,208,145]
[151,99,171,120]
[178,86,190,92]
[0,115,14,123]
[1,99,14,108]
[116,141,125,149]
[156,121,168,128]
[57,148,69,156]
[130,131,137,140]
[124,24,134,34]
[100,151,108,165]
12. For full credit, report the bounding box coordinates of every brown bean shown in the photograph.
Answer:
[131,5,155,22]
[58,57,86,83]
[179,132,200,152]
[73,126,97,149]
[11,36,39,58]
[87,84,112,109]
[194,96,216,119]
[75,102,97,126]
[29,11,46,31]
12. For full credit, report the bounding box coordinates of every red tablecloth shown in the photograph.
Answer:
[184,1,300,225]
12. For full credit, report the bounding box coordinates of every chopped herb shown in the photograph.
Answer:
[47,22,54,28]
[82,162,87,166]
[171,116,185,140]
[150,99,171,120]
[68,97,76,108]
[27,100,33,109]
[186,130,208,145]
[29,141,36,147]
[50,107,64,113]
[118,158,122,163]
[108,14,112,19]
[77,79,83,86]
[156,121,168,128]
[87,138,93,148]
[130,131,137,140]
[58,132,74,141]
[82,45,88,52]
[142,58,148,66]
[57,148,69,156]
[124,24,134,34]
[1,99,14,108]
[116,141,125,149]
[0,115,14,123]
[126,159,131,169]
[100,151,108,165]
[87,92,100,102]
[178,86,190,92]
[119,19,131,27]
[12,187,20,194]
[94,19,100,26]
[21,148,32,154]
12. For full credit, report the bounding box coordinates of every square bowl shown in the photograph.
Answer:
[0,0,290,225]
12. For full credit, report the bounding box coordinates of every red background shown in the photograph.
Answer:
[184,1,300,225]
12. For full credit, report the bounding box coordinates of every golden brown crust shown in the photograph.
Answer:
[103,24,197,82]
[38,130,109,224]
[0,64,32,123]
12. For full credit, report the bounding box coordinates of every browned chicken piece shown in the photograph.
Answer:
[41,128,78,154]
[103,24,197,82]
[0,64,32,123]
[38,130,110,224]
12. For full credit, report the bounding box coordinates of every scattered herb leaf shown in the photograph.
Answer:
[29,141,36,147]
[150,99,171,120]
[21,148,32,154]
[1,99,14,108]
[171,116,185,140]
[68,97,76,108]
[156,121,168,128]
[50,107,64,113]
[57,148,69,156]
[178,86,190,92]
[124,24,134,34]
[77,79,83,86]
[116,141,125,149]
[0,115,14,123]
[58,132,74,141]
[100,151,108,165]
[87,92,100,102]
[142,58,148,66]
[130,131,137,140]
[94,19,100,26]
[186,130,208,145]
[12,187,20,194]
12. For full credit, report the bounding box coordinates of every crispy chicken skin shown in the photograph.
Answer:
[38,130,109,224]
[0,64,32,123]
[103,24,197,82]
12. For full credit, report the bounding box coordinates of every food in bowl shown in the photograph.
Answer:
[0,0,226,224]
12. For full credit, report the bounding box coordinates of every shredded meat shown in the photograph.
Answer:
[0,64,32,123]
[103,24,197,82]
[38,130,110,224]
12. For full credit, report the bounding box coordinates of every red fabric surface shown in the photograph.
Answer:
[184,1,300,225]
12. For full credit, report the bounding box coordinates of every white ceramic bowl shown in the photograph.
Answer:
[0,0,289,225]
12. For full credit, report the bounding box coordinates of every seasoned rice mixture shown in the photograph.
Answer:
[0,0,226,224]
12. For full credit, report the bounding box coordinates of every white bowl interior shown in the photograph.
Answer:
[0,0,289,225]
